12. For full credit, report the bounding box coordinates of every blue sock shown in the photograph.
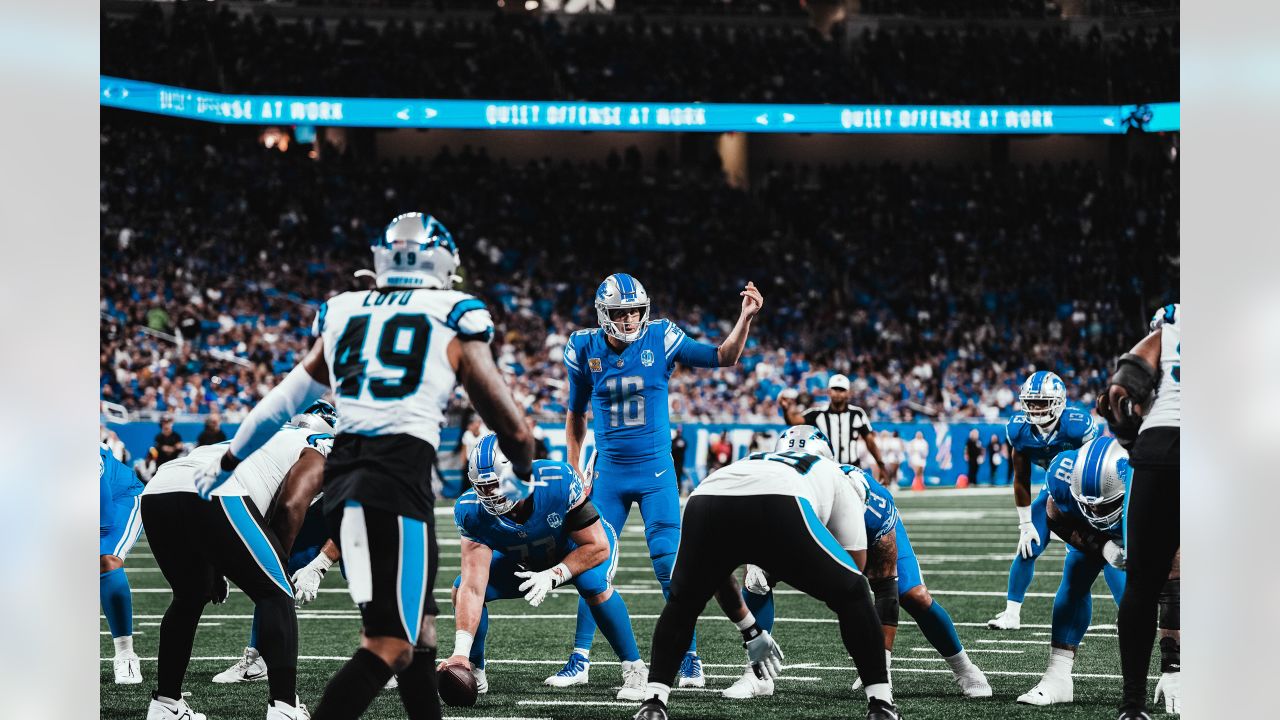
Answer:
[100,567,133,639]
[653,553,697,655]
[249,606,262,649]
[906,599,963,657]
[1102,564,1127,606]
[470,605,489,670]
[1006,554,1037,603]
[743,588,776,633]
[588,592,640,663]
[573,596,597,653]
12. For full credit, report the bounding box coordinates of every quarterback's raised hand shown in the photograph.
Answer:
[514,563,572,607]
[739,281,764,320]
[194,451,237,500]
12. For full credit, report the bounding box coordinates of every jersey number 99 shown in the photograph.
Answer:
[333,313,432,400]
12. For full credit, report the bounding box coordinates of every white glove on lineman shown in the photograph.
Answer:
[514,563,572,607]
[1016,505,1041,559]
[291,553,335,607]
[744,628,784,679]
[744,565,770,595]
[1154,671,1181,713]
[1102,540,1127,570]
[194,453,235,500]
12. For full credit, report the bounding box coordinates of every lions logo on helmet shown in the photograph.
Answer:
[290,399,338,434]
[595,273,651,343]
[370,212,460,290]
[1019,371,1067,428]
[468,433,534,516]
[775,425,834,461]
[1069,436,1129,531]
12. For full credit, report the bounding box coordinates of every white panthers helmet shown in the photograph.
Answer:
[467,433,533,516]
[1149,302,1180,331]
[774,425,834,461]
[371,212,460,290]
[1069,436,1129,531]
[594,273,651,343]
[1019,371,1067,428]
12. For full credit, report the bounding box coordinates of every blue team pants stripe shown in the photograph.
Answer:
[795,497,861,575]
[109,495,144,559]
[220,496,292,597]
[397,515,429,646]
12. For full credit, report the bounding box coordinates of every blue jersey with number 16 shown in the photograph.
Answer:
[564,319,719,465]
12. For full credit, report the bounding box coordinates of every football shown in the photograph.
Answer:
[437,661,478,707]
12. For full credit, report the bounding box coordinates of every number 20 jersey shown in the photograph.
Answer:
[314,288,494,448]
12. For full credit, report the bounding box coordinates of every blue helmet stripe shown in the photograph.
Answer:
[478,435,498,474]
[615,273,636,300]
[1082,437,1110,497]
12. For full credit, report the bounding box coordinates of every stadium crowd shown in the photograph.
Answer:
[102,4,1177,104]
[100,118,1178,425]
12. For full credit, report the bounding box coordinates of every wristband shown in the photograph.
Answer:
[453,630,474,658]
[550,562,573,586]
[1016,505,1032,524]
[734,611,757,632]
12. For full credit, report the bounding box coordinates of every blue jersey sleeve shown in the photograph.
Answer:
[454,493,483,543]
[1045,451,1078,511]
[564,333,593,414]
[1005,416,1025,450]
[659,319,719,369]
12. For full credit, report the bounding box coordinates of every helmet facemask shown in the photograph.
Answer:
[1020,372,1067,428]
[1069,437,1129,532]
[468,434,533,516]
[595,274,651,343]
[372,213,460,290]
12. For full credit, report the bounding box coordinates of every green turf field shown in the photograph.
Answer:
[102,488,1164,719]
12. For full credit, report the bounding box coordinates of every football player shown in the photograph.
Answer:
[101,442,145,685]
[554,273,762,689]
[198,212,536,720]
[441,434,649,699]
[140,410,333,720]
[633,425,900,720]
[723,461,991,700]
[1017,437,1178,711]
[988,371,1100,630]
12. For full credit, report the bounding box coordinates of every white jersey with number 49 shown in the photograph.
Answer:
[314,288,494,448]
[1142,304,1181,431]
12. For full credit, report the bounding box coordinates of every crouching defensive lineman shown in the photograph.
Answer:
[634,426,900,720]
[443,434,650,700]
[1017,436,1180,711]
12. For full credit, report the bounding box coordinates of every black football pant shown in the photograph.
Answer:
[142,491,298,706]
[648,493,887,691]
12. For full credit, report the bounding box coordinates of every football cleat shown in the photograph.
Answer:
[213,646,268,683]
[264,698,309,720]
[987,608,1021,630]
[545,652,590,687]
[617,660,649,701]
[677,652,705,688]
[722,666,774,699]
[633,698,669,720]
[147,695,207,720]
[1018,674,1074,705]
[953,666,993,698]
[867,697,902,720]
[473,667,489,695]
[113,650,142,684]
[1116,707,1153,720]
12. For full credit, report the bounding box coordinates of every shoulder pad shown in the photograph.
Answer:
[1006,415,1030,446]
[1045,451,1077,503]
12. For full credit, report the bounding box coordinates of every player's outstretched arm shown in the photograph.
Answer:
[716,281,764,366]
[448,538,494,667]
[267,447,327,553]
[453,338,534,476]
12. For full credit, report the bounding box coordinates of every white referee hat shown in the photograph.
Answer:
[828,374,850,390]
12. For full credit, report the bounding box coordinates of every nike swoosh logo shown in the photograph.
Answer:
[244,669,266,679]
[654,470,668,478]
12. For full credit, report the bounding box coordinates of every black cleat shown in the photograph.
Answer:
[1116,706,1152,720]
[867,697,902,720]
[633,698,669,720]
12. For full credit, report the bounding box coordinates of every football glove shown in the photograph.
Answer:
[210,576,230,605]
[1103,540,1127,570]
[291,553,334,607]
[1017,520,1041,559]
[1154,671,1181,713]
[743,628,784,680]
[744,565,770,595]
[514,563,572,607]
[194,453,235,500]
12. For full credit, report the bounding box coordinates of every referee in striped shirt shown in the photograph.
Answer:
[780,374,888,479]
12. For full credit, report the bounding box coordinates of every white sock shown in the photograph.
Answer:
[944,650,973,674]
[573,647,590,661]
[1046,647,1075,678]
[885,648,893,672]
[1005,600,1023,615]
[113,635,133,655]
[621,659,645,671]
[646,682,671,705]
[865,682,893,705]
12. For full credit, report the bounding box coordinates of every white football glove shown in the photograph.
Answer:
[1016,521,1041,559]
[194,453,235,500]
[743,628,784,680]
[744,565,771,595]
[1154,671,1181,713]
[1102,540,1127,570]
[291,553,334,607]
[514,564,572,607]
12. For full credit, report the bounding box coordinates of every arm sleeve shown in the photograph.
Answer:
[229,364,330,461]
[665,321,720,369]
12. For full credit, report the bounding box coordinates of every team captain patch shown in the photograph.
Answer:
[589,358,603,372]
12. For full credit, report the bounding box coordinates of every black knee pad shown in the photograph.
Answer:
[869,576,899,627]
[1158,578,1179,630]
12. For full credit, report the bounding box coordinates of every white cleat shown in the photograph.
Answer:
[722,667,775,699]
[265,698,310,720]
[1017,674,1074,705]
[472,667,489,695]
[987,609,1022,630]
[545,652,590,687]
[113,651,142,684]
[147,696,207,720]
[213,646,268,683]
[617,660,649,701]
[954,667,993,698]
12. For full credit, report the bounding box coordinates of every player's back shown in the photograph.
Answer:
[1006,408,1098,469]
[695,451,866,527]
[454,459,585,567]
[316,287,493,449]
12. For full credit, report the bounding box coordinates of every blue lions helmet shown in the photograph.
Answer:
[290,399,338,433]
[1069,436,1130,531]
[468,433,534,516]
[775,425,834,461]
[595,273,651,343]
[1149,302,1180,332]
[1019,371,1067,428]
[371,212,460,290]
